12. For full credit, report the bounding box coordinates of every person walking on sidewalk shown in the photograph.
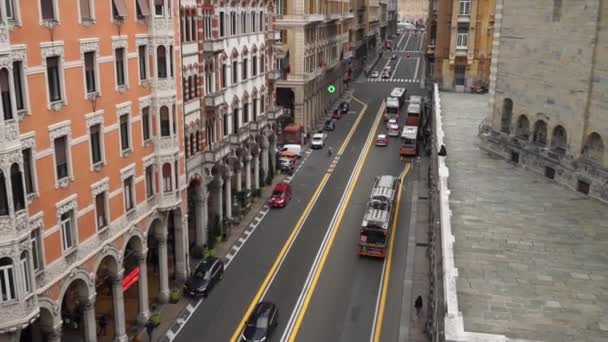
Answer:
[415,295,423,319]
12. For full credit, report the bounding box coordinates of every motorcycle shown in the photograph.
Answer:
[470,81,488,94]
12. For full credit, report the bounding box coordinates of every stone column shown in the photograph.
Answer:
[224,171,232,218]
[174,213,187,283]
[111,272,128,342]
[245,157,252,191]
[235,168,242,192]
[200,189,208,246]
[136,254,150,325]
[195,189,205,247]
[48,326,62,342]
[261,147,269,179]
[216,177,223,223]
[253,155,260,190]
[82,297,97,342]
[157,235,170,303]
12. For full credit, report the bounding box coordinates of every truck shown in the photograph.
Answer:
[358,175,400,258]
[282,123,303,145]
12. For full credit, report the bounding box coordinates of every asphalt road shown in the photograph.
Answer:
[173,30,427,342]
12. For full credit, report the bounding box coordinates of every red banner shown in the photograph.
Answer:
[122,267,140,292]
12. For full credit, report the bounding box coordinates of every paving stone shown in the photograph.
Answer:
[440,93,608,342]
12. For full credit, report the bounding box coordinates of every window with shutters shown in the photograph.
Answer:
[142,106,151,142]
[79,0,93,21]
[219,11,225,37]
[162,163,172,192]
[138,45,148,81]
[20,252,31,294]
[22,148,35,195]
[160,106,170,137]
[112,0,127,20]
[47,56,62,103]
[31,229,43,271]
[115,47,127,87]
[0,258,15,303]
[60,211,75,251]
[84,51,97,95]
[89,123,103,166]
[157,46,167,78]
[124,176,135,211]
[12,61,26,113]
[10,164,24,212]
[119,114,131,152]
[54,136,69,181]
[95,192,108,230]
[145,165,155,198]
[40,0,57,21]
[136,0,150,19]
[0,69,12,120]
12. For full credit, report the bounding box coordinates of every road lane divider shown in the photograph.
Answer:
[281,100,387,342]
[370,163,412,342]
[229,97,369,342]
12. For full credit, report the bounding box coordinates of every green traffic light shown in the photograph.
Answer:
[327,85,336,93]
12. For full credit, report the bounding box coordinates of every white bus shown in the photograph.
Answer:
[390,87,407,106]
[400,126,418,157]
[385,97,400,121]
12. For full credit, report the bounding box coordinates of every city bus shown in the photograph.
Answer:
[390,87,407,106]
[385,97,400,121]
[359,175,399,258]
[406,102,421,127]
[400,126,418,157]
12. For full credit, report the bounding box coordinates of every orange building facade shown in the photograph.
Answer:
[0,0,187,341]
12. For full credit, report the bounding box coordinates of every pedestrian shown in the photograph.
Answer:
[98,314,108,336]
[415,295,423,318]
[145,320,156,341]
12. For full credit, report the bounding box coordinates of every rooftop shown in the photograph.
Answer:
[440,92,608,341]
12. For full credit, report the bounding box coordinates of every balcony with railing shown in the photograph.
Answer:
[205,90,226,108]
[203,140,232,164]
[249,113,268,132]
[269,30,281,41]
[203,39,225,55]
[268,68,286,81]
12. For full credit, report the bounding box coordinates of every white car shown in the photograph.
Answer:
[388,124,400,137]
[387,118,398,129]
[370,71,379,78]
[311,132,327,149]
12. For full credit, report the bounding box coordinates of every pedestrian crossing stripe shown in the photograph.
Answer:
[366,78,419,83]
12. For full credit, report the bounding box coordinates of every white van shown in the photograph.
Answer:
[279,144,302,158]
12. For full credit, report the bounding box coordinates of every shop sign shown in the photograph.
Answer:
[122,267,140,292]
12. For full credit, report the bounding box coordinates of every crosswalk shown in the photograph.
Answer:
[367,78,419,83]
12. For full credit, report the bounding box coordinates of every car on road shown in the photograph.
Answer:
[391,54,397,60]
[375,134,389,146]
[268,182,292,208]
[184,257,224,298]
[324,119,335,131]
[311,132,327,149]
[388,123,400,136]
[370,71,379,78]
[240,302,279,342]
[279,144,302,158]
[386,118,398,129]
[278,156,295,169]
[382,72,390,79]
[339,101,349,114]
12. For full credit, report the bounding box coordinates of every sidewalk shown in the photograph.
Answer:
[135,173,288,342]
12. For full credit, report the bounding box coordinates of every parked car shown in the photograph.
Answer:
[332,109,342,120]
[240,302,279,342]
[339,101,349,114]
[279,144,302,158]
[278,157,295,169]
[375,134,389,146]
[269,182,292,208]
[311,132,327,149]
[370,71,379,78]
[184,257,224,298]
[324,119,336,131]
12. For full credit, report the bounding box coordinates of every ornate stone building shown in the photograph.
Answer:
[400,0,429,21]
[185,0,278,253]
[273,0,353,133]
[0,0,187,341]
[480,0,608,202]
[426,0,495,90]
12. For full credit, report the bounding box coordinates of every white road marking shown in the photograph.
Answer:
[244,230,252,236]
[226,253,234,260]
[167,330,176,339]
[414,57,420,80]
[238,237,246,244]
[231,245,239,252]
[186,304,195,312]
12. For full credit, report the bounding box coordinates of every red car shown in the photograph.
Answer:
[268,182,292,208]
[375,134,389,146]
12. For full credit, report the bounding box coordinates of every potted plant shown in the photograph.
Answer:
[169,288,182,304]
[148,310,161,327]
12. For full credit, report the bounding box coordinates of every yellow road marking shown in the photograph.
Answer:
[373,163,412,342]
[229,98,369,342]
[287,100,386,341]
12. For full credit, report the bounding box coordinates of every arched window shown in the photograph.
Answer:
[160,106,170,137]
[19,252,30,294]
[162,163,172,192]
[0,69,12,120]
[550,125,567,154]
[582,132,605,163]
[515,115,530,140]
[195,131,200,152]
[532,120,547,146]
[190,134,195,156]
[500,98,513,134]
[10,164,24,212]
[0,171,7,216]
[0,257,15,302]
[157,46,167,78]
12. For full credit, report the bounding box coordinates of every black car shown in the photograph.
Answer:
[324,119,335,131]
[184,256,224,298]
[339,101,349,114]
[241,302,278,342]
